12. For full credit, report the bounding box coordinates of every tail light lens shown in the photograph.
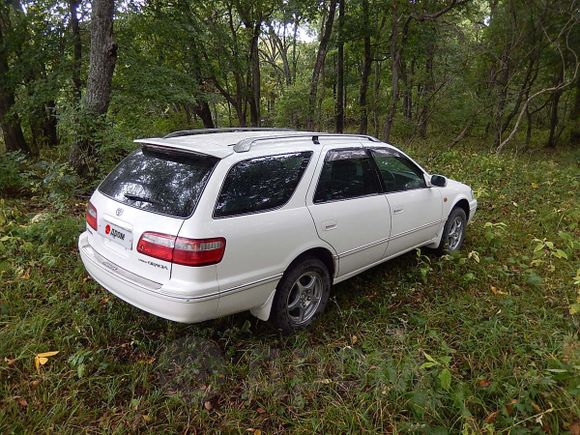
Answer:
[137,231,226,267]
[86,202,97,230]
[136,232,175,262]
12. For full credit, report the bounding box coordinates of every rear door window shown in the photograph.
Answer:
[214,152,312,218]
[98,148,218,218]
[313,149,380,203]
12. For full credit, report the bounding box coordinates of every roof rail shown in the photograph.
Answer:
[164,127,293,139]
[233,133,380,153]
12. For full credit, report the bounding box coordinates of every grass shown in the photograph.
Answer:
[0,140,578,433]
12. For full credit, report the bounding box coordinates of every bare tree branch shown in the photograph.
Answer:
[496,13,579,152]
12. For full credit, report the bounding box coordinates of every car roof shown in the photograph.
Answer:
[135,129,383,159]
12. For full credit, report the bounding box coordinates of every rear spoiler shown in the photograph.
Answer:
[134,138,232,159]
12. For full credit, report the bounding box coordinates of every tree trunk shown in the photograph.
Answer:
[194,102,215,128]
[372,60,381,137]
[547,66,564,148]
[43,101,58,146]
[525,106,533,148]
[401,57,414,120]
[0,17,28,153]
[248,20,261,127]
[69,0,117,175]
[226,4,247,127]
[0,92,28,153]
[418,42,434,138]
[291,18,299,83]
[492,49,510,146]
[498,54,538,143]
[383,1,400,141]
[570,73,580,145]
[335,0,344,133]
[70,0,82,104]
[307,0,338,130]
[358,0,371,134]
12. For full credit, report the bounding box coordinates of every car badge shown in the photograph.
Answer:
[116,208,124,216]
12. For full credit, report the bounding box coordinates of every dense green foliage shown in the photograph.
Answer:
[0,0,578,162]
[0,141,578,432]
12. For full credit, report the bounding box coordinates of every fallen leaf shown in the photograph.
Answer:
[138,357,156,365]
[256,407,266,414]
[17,397,28,409]
[505,399,518,415]
[478,379,491,388]
[34,351,59,372]
[20,269,30,280]
[204,401,213,411]
[4,357,16,366]
[30,379,41,388]
[491,286,507,295]
[351,335,358,345]
[142,415,152,423]
[484,410,499,424]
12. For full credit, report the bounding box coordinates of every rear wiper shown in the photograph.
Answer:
[124,193,157,204]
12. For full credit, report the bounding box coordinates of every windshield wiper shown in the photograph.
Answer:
[124,193,157,204]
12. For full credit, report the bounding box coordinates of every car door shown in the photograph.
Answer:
[307,146,391,278]
[369,147,443,257]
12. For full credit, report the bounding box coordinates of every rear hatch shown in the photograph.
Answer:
[87,146,218,284]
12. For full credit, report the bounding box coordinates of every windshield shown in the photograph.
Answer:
[98,148,218,218]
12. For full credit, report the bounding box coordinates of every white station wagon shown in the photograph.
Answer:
[79,129,477,332]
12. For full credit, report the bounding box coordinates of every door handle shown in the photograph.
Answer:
[393,208,404,215]
[322,220,337,231]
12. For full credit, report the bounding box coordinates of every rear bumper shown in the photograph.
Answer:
[78,233,218,323]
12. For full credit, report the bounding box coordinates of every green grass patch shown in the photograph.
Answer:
[1,142,578,433]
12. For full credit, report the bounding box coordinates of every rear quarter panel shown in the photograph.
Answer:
[181,146,335,316]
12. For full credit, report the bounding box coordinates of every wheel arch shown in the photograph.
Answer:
[249,245,336,322]
[285,246,336,279]
[452,197,470,221]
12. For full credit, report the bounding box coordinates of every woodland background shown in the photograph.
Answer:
[0,0,578,171]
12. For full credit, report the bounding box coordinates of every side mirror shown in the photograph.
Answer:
[430,174,447,187]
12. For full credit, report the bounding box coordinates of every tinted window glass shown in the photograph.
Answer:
[370,148,426,192]
[99,148,218,218]
[313,149,380,203]
[214,152,312,218]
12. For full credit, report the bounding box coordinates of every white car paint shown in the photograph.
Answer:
[78,130,477,324]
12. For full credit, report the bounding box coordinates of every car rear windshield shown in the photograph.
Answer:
[98,147,218,218]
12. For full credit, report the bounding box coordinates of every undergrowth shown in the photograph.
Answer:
[0,141,578,433]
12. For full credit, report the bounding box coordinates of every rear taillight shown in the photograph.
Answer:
[136,232,175,262]
[86,202,97,230]
[137,232,226,267]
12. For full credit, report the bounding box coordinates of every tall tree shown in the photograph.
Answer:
[358,0,372,134]
[335,0,344,133]
[0,1,28,153]
[70,0,82,104]
[307,0,337,130]
[69,0,117,174]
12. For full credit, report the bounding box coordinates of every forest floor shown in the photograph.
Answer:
[0,140,578,433]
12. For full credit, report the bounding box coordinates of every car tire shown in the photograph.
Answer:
[269,256,331,334]
[436,207,467,254]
